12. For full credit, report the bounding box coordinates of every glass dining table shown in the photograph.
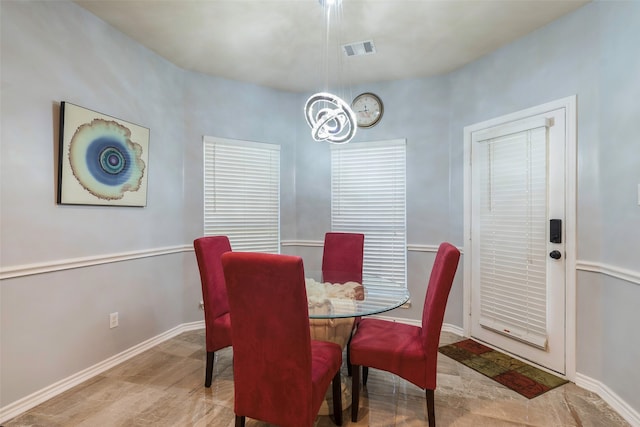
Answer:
[305,271,410,319]
[305,270,410,349]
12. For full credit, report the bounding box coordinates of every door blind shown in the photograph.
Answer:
[476,126,548,349]
[203,137,280,253]
[330,139,407,288]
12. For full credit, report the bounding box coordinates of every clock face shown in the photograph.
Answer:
[352,93,383,128]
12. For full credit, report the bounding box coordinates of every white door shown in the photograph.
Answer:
[465,99,575,375]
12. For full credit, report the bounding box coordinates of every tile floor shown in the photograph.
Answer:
[4,329,630,426]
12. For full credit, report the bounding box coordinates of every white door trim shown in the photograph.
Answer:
[463,95,576,381]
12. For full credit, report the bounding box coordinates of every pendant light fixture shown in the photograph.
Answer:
[304,0,356,144]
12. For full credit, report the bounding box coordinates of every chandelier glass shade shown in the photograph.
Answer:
[304,92,356,144]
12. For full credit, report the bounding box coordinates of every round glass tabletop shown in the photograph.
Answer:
[305,271,410,319]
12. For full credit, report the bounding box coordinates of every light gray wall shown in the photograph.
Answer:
[1,1,186,266]
[445,0,640,411]
[597,2,640,269]
[0,0,298,408]
[181,71,300,322]
[1,0,639,419]
[589,8,640,385]
[1,0,185,407]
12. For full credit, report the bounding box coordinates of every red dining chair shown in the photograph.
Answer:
[193,236,233,388]
[320,232,365,375]
[221,252,343,427]
[321,232,365,284]
[349,242,460,426]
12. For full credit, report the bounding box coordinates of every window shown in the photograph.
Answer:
[330,139,407,287]
[203,137,280,253]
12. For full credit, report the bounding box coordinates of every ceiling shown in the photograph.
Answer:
[74,0,589,93]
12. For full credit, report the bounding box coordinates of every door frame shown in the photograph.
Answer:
[462,95,577,381]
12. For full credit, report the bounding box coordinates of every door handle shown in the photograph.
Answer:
[549,250,562,260]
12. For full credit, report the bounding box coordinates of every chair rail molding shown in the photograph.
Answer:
[2,244,636,288]
[576,260,640,286]
[280,239,324,247]
[0,245,191,280]
[281,240,463,254]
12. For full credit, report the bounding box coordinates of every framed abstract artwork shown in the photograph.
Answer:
[58,102,149,207]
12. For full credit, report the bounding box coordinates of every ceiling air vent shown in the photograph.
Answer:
[342,40,376,57]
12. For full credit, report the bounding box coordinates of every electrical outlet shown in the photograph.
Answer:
[109,312,119,329]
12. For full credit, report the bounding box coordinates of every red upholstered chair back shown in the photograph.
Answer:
[322,232,365,283]
[222,252,316,427]
[421,242,460,381]
[194,236,232,349]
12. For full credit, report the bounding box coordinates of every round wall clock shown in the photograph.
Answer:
[351,92,383,128]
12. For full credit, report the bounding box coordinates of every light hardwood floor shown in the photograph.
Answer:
[5,329,630,426]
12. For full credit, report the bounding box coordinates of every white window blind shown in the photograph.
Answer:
[203,137,280,253]
[330,139,406,288]
[476,126,548,349]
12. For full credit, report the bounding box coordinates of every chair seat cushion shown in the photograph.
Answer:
[310,340,343,415]
[349,318,427,388]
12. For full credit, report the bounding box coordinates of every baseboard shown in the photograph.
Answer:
[575,373,640,427]
[441,322,465,337]
[0,321,204,424]
[370,314,420,327]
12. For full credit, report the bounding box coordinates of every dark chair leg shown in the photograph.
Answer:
[332,371,343,426]
[351,364,360,422]
[235,415,245,427]
[426,388,435,427]
[363,366,369,385]
[205,351,214,387]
